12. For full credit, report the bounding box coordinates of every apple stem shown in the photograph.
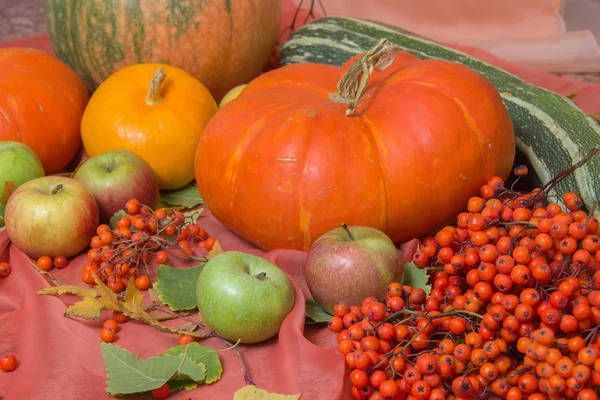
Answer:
[255,272,267,280]
[341,223,354,240]
[51,184,64,195]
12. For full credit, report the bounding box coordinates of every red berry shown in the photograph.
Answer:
[178,335,195,345]
[0,262,10,277]
[151,383,170,399]
[0,353,17,372]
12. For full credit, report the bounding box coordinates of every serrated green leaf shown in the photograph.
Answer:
[109,210,128,230]
[153,264,205,311]
[401,261,429,292]
[168,379,198,391]
[183,208,203,224]
[101,343,207,395]
[159,183,204,210]
[305,299,332,324]
[163,343,222,383]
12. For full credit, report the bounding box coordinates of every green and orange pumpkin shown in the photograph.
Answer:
[44,0,281,101]
[194,47,516,251]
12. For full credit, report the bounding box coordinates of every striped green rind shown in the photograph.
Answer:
[44,0,209,92]
[281,17,600,214]
[45,0,128,92]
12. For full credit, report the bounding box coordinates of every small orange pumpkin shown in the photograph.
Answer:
[0,48,89,174]
[195,43,515,251]
[81,64,217,191]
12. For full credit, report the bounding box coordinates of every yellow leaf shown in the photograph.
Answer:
[37,285,98,298]
[0,181,18,204]
[35,269,210,338]
[207,240,224,260]
[65,297,106,319]
[121,278,210,339]
[124,278,144,309]
[233,385,302,400]
[93,275,122,311]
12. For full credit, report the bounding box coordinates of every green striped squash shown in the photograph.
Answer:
[280,17,600,214]
[44,0,281,101]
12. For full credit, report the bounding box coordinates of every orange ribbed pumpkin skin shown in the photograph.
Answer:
[195,52,515,251]
[0,48,89,174]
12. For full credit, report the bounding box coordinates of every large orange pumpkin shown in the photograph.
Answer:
[45,0,281,101]
[0,48,89,174]
[194,47,515,251]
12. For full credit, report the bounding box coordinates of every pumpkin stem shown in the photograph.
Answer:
[146,68,166,106]
[332,39,400,116]
[341,223,354,241]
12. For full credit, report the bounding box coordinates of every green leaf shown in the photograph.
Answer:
[305,299,333,324]
[109,210,128,230]
[183,208,203,224]
[163,343,222,384]
[159,183,204,210]
[101,343,207,395]
[153,264,205,311]
[401,261,429,292]
[168,379,198,391]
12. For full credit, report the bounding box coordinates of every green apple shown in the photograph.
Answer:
[0,141,45,227]
[0,141,45,195]
[196,251,295,344]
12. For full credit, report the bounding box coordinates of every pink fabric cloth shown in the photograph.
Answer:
[1,209,380,399]
[2,4,600,399]
[282,0,600,73]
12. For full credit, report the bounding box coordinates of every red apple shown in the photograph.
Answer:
[4,176,99,259]
[72,150,159,222]
[304,224,404,314]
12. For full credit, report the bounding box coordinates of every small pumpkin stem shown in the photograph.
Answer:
[332,39,400,116]
[146,68,166,106]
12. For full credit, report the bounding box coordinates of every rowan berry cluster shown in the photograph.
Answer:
[81,198,214,293]
[329,166,600,400]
